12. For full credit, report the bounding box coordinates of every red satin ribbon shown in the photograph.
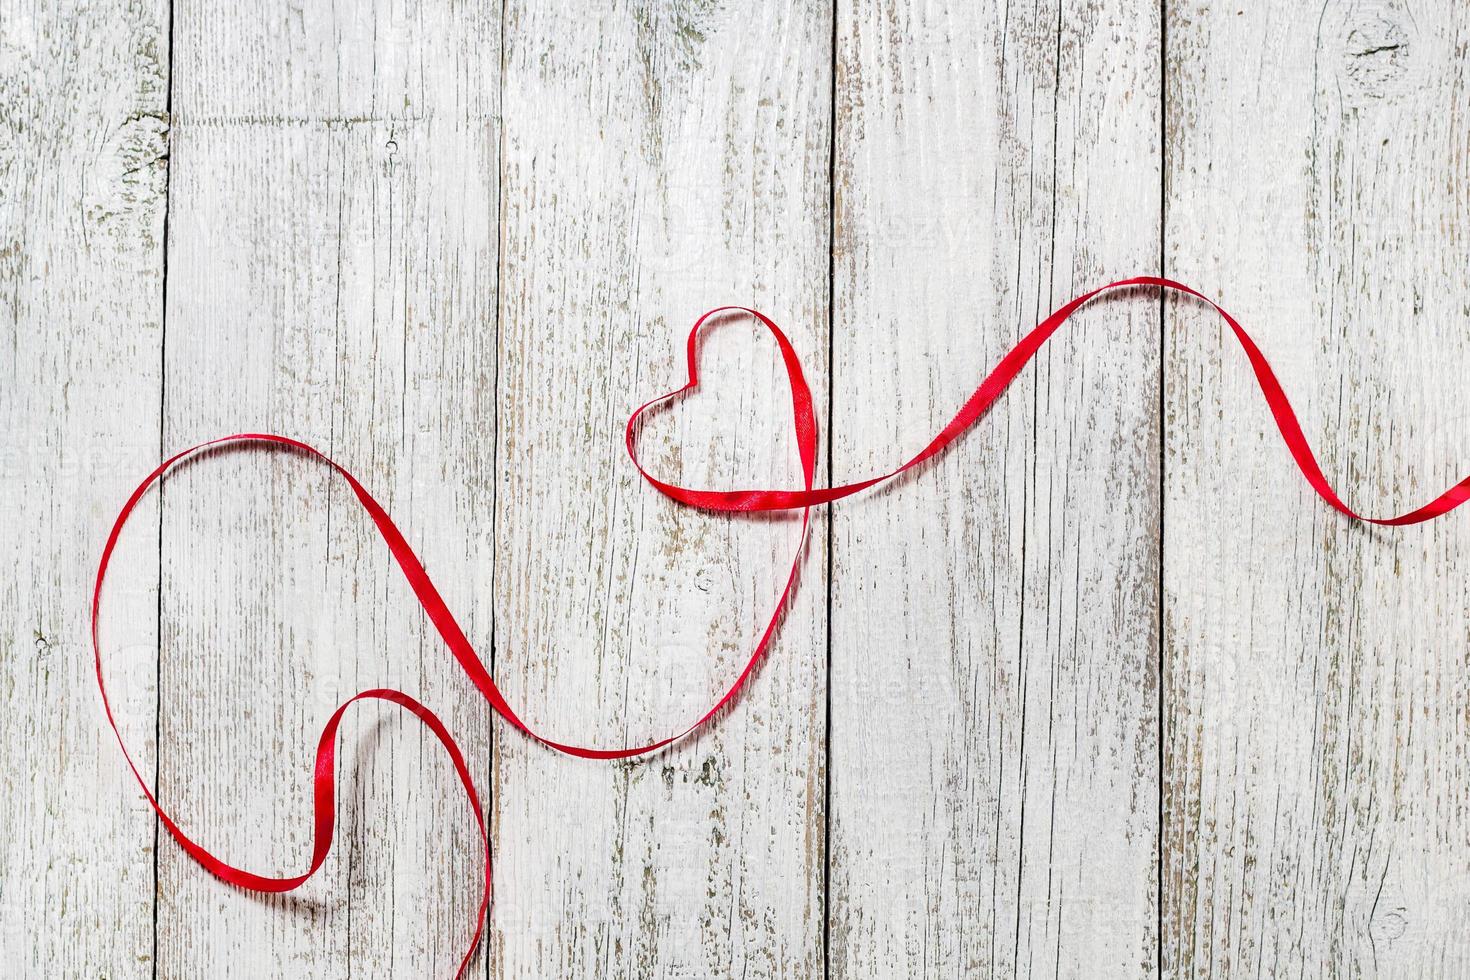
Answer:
[92,276,1470,976]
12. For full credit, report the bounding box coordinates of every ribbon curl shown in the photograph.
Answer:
[92,276,1470,976]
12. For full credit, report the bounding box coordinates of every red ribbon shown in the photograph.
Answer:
[92,276,1470,976]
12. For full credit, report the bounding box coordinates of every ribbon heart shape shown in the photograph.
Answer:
[93,276,1470,976]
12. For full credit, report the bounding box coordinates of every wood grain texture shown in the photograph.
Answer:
[828,2,1162,977]
[0,0,168,975]
[1164,1,1470,975]
[490,2,829,977]
[13,0,1470,976]
[157,1,499,975]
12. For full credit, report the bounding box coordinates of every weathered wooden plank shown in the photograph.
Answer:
[0,0,167,974]
[157,2,499,975]
[1164,2,1470,974]
[490,2,830,977]
[828,2,1162,976]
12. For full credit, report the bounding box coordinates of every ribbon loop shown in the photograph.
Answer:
[94,279,1470,976]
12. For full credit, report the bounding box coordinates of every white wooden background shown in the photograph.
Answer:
[3,1,1469,977]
